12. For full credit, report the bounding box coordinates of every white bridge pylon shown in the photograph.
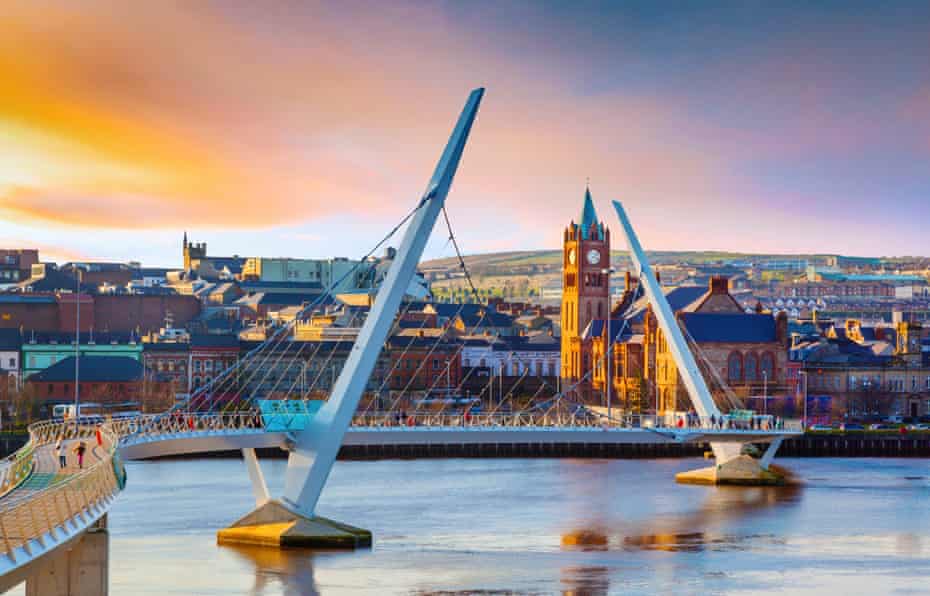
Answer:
[280,88,485,517]
[612,200,744,464]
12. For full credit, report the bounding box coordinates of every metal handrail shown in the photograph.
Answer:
[0,420,123,562]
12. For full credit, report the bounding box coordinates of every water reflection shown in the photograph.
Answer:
[562,483,802,553]
[560,565,609,596]
[222,543,320,595]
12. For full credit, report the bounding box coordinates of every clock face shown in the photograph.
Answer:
[586,249,601,265]
[568,249,576,265]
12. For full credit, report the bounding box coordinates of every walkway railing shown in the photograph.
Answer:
[0,442,35,498]
[0,420,123,562]
[115,410,804,442]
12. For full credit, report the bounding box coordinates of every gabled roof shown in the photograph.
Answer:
[625,285,707,323]
[582,318,631,343]
[30,356,143,383]
[679,312,777,343]
[456,307,513,328]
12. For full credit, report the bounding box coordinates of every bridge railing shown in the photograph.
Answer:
[114,412,265,444]
[0,420,123,563]
[0,442,35,498]
[115,410,804,442]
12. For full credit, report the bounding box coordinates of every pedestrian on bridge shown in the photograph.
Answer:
[73,441,87,470]
[95,424,103,448]
[54,439,66,469]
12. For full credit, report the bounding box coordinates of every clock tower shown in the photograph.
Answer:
[561,187,610,386]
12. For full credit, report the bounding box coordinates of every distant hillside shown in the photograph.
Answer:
[422,249,832,272]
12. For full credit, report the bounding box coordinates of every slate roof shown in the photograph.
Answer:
[239,281,324,292]
[462,335,560,352]
[386,335,459,349]
[457,308,513,328]
[22,332,138,345]
[15,268,87,293]
[190,334,240,348]
[235,292,319,307]
[679,312,777,343]
[143,342,190,353]
[0,294,57,304]
[582,318,632,343]
[30,356,143,383]
[625,285,707,322]
[0,328,22,350]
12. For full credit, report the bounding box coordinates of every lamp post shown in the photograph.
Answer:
[73,270,81,432]
[799,370,808,430]
[602,267,616,423]
[762,370,768,417]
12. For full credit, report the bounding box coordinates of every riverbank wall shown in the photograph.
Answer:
[148,433,930,460]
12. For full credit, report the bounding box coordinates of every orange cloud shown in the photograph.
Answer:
[0,2,742,239]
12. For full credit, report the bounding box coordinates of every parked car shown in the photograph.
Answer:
[840,423,865,431]
[907,424,930,431]
[808,424,833,431]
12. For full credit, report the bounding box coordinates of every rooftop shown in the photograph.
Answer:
[30,355,143,383]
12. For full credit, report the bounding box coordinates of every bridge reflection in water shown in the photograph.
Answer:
[561,484,802,554]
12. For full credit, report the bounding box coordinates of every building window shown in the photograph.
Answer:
[433,359,440,370]
[727,352,743,383]
[744,353,758,382]
[760,352,775,382]
[193,361,201,372]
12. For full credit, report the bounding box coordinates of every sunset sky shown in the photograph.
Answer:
[1,1,928,266]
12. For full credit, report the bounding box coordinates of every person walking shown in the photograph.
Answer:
[73,441,87,470]
[54,439,66,469]
[95,424,103,448]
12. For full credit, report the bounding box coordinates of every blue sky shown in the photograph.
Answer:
[1,1,928,266]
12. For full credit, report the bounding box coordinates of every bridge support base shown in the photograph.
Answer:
[26,515,108,596]
[675,454,786,486]
[217,500,371,549]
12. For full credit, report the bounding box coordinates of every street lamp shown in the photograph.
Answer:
[798,371,808,430]
[602,267,616,423]
[762,370,768,417]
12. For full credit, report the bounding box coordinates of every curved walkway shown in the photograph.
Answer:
[0,421,123,592]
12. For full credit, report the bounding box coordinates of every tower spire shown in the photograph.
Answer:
[579,186,599,240]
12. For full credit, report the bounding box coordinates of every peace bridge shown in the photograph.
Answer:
[0,88,801,594]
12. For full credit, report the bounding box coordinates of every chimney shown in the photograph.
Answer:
[709,275,729,295]
[776,311,789,346]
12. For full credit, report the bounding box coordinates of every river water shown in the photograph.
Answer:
[12,457,930,595]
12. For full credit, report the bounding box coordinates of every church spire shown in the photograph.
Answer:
[579,186,600,240]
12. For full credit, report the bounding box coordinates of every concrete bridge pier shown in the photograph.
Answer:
[26,515,108,596]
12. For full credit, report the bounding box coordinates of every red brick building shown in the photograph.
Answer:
[384,336,462,392]
[28,355,143,404]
